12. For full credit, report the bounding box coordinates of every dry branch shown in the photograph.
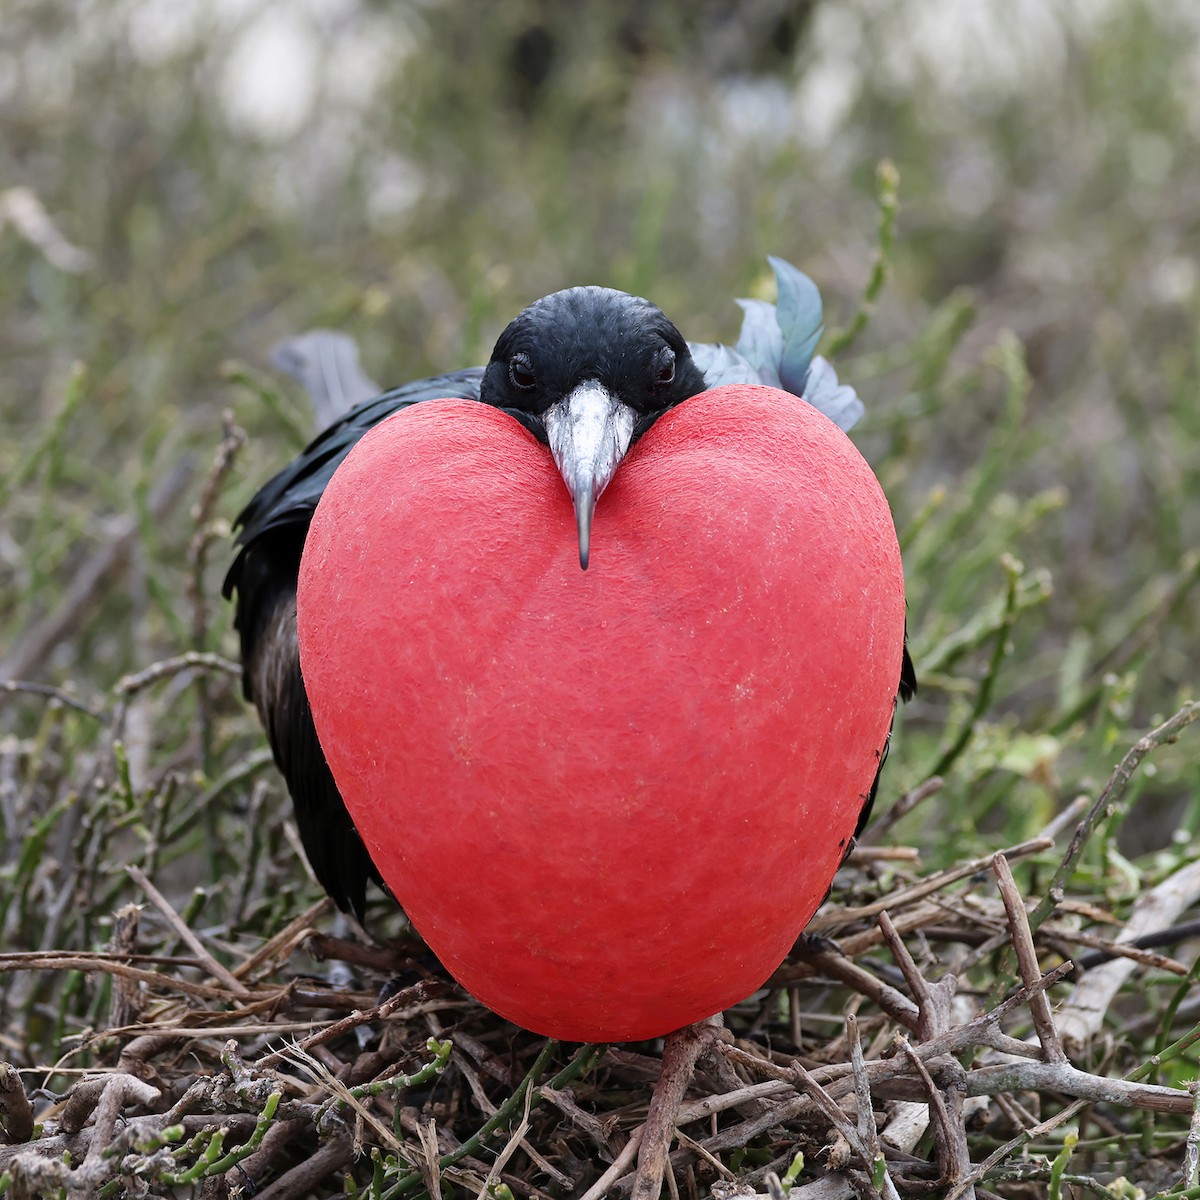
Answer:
[0,1064,35,1144]
[1057,856,1200,1049]
[993,854,1066,1062]
[632,1020,717,1200]
[809,836,1053,930]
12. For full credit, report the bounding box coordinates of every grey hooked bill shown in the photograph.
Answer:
[544,381,636,570]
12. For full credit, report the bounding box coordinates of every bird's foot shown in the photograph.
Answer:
[791,931,843,958]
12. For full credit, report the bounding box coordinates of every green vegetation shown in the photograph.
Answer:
[1,1,1198,1195]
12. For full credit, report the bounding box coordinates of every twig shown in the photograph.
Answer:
[0,953,265,1002]
[379,1039,568,1199]
[633,1021,716,1200]
[254,980,444,1069]
[696,1030,776,1121]
[114,651,241,697]
[59,1073,161,1137]
[847,1016,884,1175]
[304,931,417,974]
[0,1063,35,1144]
[735,1048,1193,1126]
[1042,923,1190,975]
[877,909,973,1195]
[672,1129,736,1181]
[578,1126,645,1200]
[234,898,333,979]
[860,776,944,844]
[811,837,1053,930]
[845,846,921,863]
[283,1044,405,1154]
[1073,916,1200,969]
[785,1177,856,1200]
[540,1086,616,1155]
[790,941,920,1030]
[962,1061,1191,1112]
[876,910,941,1035]
[126,865,250,998]
[833,900,970,959]
[416,1118,443,1198]
[719,961,1070,1093]
[0,679,105,719]
[944,1100,1086,1200]
[475,1076,535,1200]
[791,1059,900,1200]
[312,1038,451,1125]
[897,1039,973,1198]
[1030,699,1200,934]
[1037,794,1091,843]
[249,1134,354,1200]
[992,855,1066,1062]
[103,903,143,1033]
[1057,856,1200,1049]
[70,1076,147,1195]
[1186,1082,1200,1189]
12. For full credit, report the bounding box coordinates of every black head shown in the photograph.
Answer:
[478,286,708,568]
[480,286,707,440]
[477,286,706,567]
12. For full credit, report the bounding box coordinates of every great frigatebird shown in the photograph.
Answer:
[224,261,915,919]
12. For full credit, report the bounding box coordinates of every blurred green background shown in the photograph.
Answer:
[2,0,1198,921]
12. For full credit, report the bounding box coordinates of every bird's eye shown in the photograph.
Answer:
[655,350,676,387]
[508,354,537,391]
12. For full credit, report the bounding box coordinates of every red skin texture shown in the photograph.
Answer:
[297,385,907,1042]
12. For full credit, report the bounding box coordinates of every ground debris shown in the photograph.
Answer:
[2,621,1198,1200]
[2,704,1198,1198]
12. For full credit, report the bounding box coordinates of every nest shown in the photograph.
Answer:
[2,700,1199,1199]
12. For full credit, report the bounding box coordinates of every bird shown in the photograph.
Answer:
[224,260,915,922]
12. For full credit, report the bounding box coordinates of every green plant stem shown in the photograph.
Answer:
[825,160,899,357]
[318,1038,452,1122]
[926,553,1022,781]
[380,1040,603,1199]
[160,1091,280,1185]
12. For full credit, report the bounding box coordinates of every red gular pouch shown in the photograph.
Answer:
[297,384,907,1042]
